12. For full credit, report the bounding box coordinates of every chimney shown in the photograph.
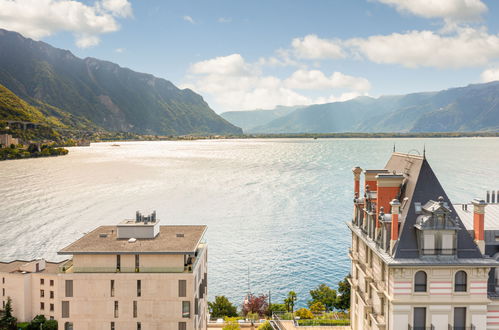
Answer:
[390,199,401,253]
[376,173,404,228]
[364,169,388,191]
[352,167,362,197]
[472,198,487,255]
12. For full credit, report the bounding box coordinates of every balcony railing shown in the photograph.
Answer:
[422,248,456,255]
[408,325,434,330]
[71,266,187,273]
[448,326,475,330]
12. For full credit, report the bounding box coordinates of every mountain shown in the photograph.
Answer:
[220,105,305,132]
[0,29,242,135]
[228,83,499,133]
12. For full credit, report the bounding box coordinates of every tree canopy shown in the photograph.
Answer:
[208,296,238,318]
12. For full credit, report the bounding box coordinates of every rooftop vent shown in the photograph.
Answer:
[128,238,137,243]
[176,233,184,238]
[99,233,108,238]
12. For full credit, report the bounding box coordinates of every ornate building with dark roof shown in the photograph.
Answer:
[348,152,499,330]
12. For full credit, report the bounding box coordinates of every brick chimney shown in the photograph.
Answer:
[390,199,401,253]
[376,173,404,228]
[352,167,362,197]
[472,198,487,255]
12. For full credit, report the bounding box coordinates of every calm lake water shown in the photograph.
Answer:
[1,138,498,307]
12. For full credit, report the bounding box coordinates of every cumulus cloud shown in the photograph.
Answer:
[0,0,132,48]
[183,15,195,24]
[218,17,232,23]
[347,26,499,68]
[481,67,499,83]
[375,0,487,21]
[291,34,344,60]
[183,54,370,111]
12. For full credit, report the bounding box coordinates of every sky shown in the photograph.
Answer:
[2,0,499,113]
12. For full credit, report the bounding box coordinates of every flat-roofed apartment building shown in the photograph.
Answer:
[0,212,208,330]
[348,152,499,330]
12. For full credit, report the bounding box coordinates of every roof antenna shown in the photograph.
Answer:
[393,143,396,152]
[423,144,426,159]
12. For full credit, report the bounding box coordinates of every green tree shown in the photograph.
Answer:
[308,284,337,311]
[27,315,46,330]
[0,297,17,330]
[257,321,273,330]
[222,317,240,330]
[208,296,238,318]
[284,291,297,313]
[335,275,351,311]
[295,308,313,319]
[268,303,287,314]
[43,320,58,330]
[309,301,326,313]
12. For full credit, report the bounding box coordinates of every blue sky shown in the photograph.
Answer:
[2,0,499,113]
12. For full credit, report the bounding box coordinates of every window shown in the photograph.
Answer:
[455,271,467,292]
[111,322,115,330]
[195,298,199,315]
[110,280,115,297]
[135,255,140,272]
[179,280,186,297]
[413,307,426,329]
[114,301,119,318]
[40,279,44,285]
[64,322,73,330]
[137,280,141,297]
[62,301,70,318]
[2,288,4,297]
[40,302,45,310]
[40,289,45,298]
[178,322,187,330]
[133,300,137,318]
[49,291,54,299]
[50,303,54,312]
[65,280,73,297]
[116,255,121,272]
[414,271,427,292]
[454,307,466,329]
[182,301,190,318]
[2,277,4,284]
[137,322,141,330]
[50,280,54,286]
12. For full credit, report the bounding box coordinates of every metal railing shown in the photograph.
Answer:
[422,248,456,255]
[448,326,475,330]
[272,312,285,330]
[71,266,187,273]
[408,325,434,330]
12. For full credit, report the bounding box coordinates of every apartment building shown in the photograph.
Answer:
[0,134,19,147]
[348,152,499,330]
[0,212,208,330]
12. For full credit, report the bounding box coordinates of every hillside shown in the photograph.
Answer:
[229,82,499,133]
[0,29,241,135]
[220,105,304,132]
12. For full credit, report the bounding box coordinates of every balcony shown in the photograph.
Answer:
[348,248,359,261]
[408,327,434,330]
[447,326,476,330]
[369,313,385,328]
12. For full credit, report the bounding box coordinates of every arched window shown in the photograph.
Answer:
[64,322,73,330]
[414,271,427,292]
[455,271,467,292]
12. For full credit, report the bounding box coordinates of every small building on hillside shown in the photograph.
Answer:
[1,212,208,330]
[348,152,499,330]
[0,134,19,147]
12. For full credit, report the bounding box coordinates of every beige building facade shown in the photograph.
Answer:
[0,134,19,147]
[1,212,208,330]
[348,153,499,330]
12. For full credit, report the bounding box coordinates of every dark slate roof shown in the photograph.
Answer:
[385,153,483,259]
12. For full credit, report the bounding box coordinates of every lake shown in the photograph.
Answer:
[1,138,498,307]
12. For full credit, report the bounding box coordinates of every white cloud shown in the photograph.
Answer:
[0,0,132,48]
[375,0,487,21]
[291,34,345,60]
[481,67,499,83]
[347,26,499,68]
[100,0,132,18]
[284,70,371,92]
[218,17,232,23]
[115,47,125,53]
[183,54,370,111]
[183,15,195,24]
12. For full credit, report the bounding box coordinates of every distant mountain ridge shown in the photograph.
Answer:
[0,29,242,135]
[222,83,499,133]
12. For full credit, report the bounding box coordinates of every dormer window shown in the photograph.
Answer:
[414,197,460,256]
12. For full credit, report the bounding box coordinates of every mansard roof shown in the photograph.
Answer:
[385,153,483,259]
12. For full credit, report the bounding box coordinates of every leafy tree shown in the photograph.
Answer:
[242,294,268,317]
[257,321,273,330]
[43,320,58,330]
[0,297,17,330]
[27,315,46,330]
[335,275,351,311]
[310,301,326,313]
[208,296,238,318]
[268,303,287,314]
[284,291,297,312]
[295,308,314,319]
[309,284,337,311]
[222,317,240,330]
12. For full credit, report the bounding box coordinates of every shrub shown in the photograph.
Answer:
[257,321,273,330]
[222,317,240,330]
[295,308,314,319]
[310,301,326,313]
